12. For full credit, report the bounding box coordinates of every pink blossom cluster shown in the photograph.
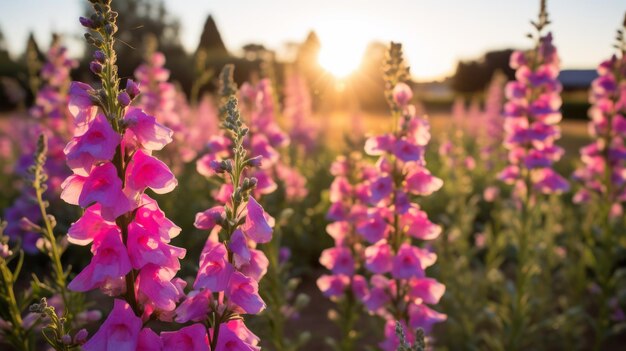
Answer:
[179,74,273,348]
[320,81,446,349]
[59,28,192,346]
[5,41,77,253]
[283,72,319,154]
[61,76,186,312]
[134,52,200,166]
[197,78,308,202]
[317,153,372,298]
[500,32,569,195]
[134,52,183,131]
[240,78,307,201]
[573,54,626,209]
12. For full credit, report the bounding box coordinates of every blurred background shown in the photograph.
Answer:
[0,0,623,118]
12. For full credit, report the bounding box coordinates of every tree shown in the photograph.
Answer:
[196,15,228,56]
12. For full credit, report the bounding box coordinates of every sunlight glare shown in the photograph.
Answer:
[317,21,366,78]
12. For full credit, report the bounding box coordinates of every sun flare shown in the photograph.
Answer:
[317,25,366,78]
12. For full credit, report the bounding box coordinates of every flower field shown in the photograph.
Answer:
[0,0,625,350]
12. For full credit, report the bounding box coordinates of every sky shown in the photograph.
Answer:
[0,0,624,81]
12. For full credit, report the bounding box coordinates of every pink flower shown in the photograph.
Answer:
[241,197,273,243]
[369,176,393,203]
[68,229,131,292]
[239,249,269,282]
[401,206,441,240]
[76,162,132,221]
[391,244,436,279]
[329,177,352,202]
[392,138,423,162]
[364,135,394,156]
[325,221,350,246]
[124,108,173,151]
[64,114,121,176]
[127,221,185,270]
[408,277,446,304]
[135,195,181,241]
[214,323,259,351]
[126,149,177,196]
[82,299,141,351]
[392,82,413,106]
[67,204,116,245]
[251,135,279,165]
[319,246,355,275]
[137,328,163,351]
[161,324,209,351]
[532,168,570,194]
[194,240,234,291]
[68,81,97,131]
[363,275,392,311]
[408,303,447,333]
[405,168,443,195]
[137,264,184,312]
[229,229,252,267]
[194,206,225,230]
[175,289,211,323]
[224,320,260,347]
[316,274,350,298]
[356,210,390,243]
[364,241,392,274]
[226,271,265,314]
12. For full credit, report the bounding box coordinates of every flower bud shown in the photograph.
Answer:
[93,50,106,63]
[61,334,72,345]
[79,17,94,28]
[246,156,263,167]
[89,61,103,74]
[0,243,12,258]
[125,79,140,98]
[392,82,413,107]
[74,329,88,344]
[117,91,131,107]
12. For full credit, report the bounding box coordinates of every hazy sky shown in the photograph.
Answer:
[0,0,624,80]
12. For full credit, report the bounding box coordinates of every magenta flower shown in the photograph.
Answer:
[64,114,120,176]
[193,240,234,291]
[67,204,115,245]
[124,108,173,151]
[364,241,392,274]
[77,162,132,221]
[320,246,355,275]
[317,274,350,298]
[125,149,177,196]
[226,271,265,314]
[68,81,97,130]
[137,328,163,351]
[161,324,209,351]
[82,300,142,351]
[68,229,131,292]
[405,168,443,196]
[241,197,273,243]
[214,323,259,351]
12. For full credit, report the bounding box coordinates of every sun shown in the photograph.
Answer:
[318,43,363,78]
[316,23,366,78]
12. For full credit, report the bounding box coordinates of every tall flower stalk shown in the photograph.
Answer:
[181,64,271,349]
[321,42,446,350]
[572,13,626,349]
[60,3,186,349]
[499,1,569,348]
[317,153,373,350]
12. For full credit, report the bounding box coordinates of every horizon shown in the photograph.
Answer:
[0,0,624,81]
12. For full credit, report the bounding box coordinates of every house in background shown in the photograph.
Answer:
[558,69,598,92]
